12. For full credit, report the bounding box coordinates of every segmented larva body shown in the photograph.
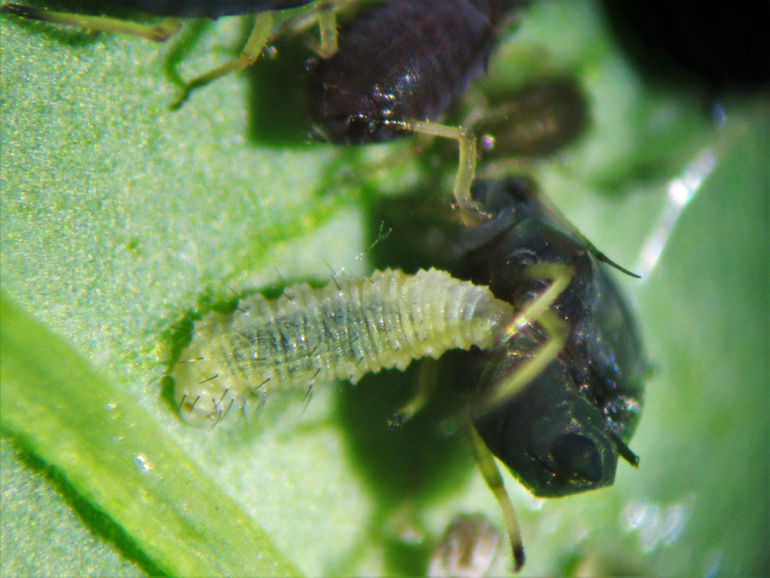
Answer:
[172,268,514,426]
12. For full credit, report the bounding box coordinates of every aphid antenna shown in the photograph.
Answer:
[467,422,525,573]
[477,263,573,417]
[487,261,568,349]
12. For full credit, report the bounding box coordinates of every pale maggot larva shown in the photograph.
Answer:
[172,268,515,426]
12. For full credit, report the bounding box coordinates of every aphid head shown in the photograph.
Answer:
[474,362,620,498]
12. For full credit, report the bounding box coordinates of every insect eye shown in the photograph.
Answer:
[550,432,605,482]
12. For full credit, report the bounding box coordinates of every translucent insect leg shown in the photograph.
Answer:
[171,5,338,108]
[477,263,573,415]
[467,421,525,572]
[0,4,182,42]
[388,357,439,427]
[170,12,275,109]
[394,120,489,227]
[307,4,339,58]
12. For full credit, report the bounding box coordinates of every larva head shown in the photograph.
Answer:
[474,362,621,498]
[172,362,241,427]
[174,378,241,427]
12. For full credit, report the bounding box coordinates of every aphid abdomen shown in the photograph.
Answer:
[308,0,512,144]
[172,268,513,426]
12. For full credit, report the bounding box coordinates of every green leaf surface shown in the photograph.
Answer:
[1,295,302,576]
[1,1,768,576]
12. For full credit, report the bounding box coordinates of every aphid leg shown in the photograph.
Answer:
[467,422,525,572]
[171,3,338,109]
[394,120,489,227]
[170,12,275,109]
[306,3,339,58]
[0,4,182,42]
[388,358,439,427]
[478,263,573,414]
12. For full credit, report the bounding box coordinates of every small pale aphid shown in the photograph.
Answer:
[428,513,502,578]
[171,268,515,426]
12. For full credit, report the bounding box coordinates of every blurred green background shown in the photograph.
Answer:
[1,0,768,575]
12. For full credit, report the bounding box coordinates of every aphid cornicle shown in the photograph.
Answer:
[1,0,337,106]
[441,178,646,498]
[307,0,528,224]
[171,268,516,426]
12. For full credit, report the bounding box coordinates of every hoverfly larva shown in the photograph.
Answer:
[172,268,517,426]
[1,0,338,107]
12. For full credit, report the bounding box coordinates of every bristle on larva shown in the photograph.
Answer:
[172,268,514,426]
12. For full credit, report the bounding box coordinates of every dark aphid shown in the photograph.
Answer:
[375,178,645,570]
[428,177,645,571]
[308,0,518,144]
[1,0,337,106]
[447,178,645,498]
[307,0,528,224]
[470,77,590,158]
